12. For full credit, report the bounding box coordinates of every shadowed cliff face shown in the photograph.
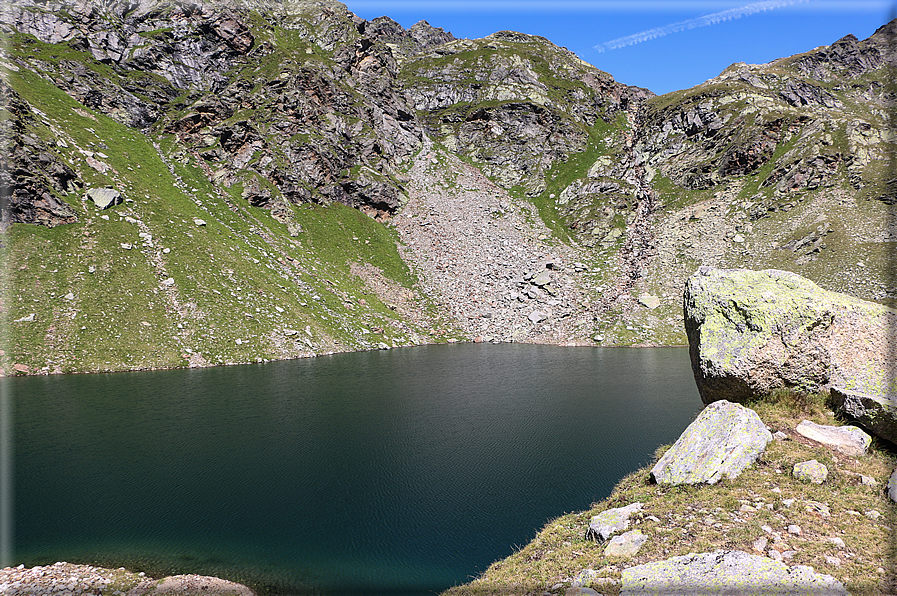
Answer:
[1,1,895,372]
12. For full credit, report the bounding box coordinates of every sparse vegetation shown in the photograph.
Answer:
[446,390,896,595]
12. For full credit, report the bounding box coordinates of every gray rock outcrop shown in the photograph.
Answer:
[794,420,871,457]
[621,550,848,595]
[587,502,643,542]
[888,468,897,503]
[650,400,771,485]
[830,387,897,445]
[684,267,897,404]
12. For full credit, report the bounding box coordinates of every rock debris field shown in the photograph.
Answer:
[394,141,598,345]
[0,562,253,595]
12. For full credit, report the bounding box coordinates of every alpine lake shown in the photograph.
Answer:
[10,344,704,595]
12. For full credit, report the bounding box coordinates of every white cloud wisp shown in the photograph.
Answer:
[594,0,810,51]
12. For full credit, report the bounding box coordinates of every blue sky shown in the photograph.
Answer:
[344,1,896,95]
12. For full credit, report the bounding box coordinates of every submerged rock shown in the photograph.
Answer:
[621,550,848,595]
[650,400,771,485]
[684,267,897,404]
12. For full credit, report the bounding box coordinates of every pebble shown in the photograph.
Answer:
[788,524,802,535]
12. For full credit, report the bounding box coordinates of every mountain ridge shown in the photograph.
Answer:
[1,0,894,374]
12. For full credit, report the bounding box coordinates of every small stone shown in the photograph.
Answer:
[865,510,881,520]
[638,293,661,309]
[121,243,133,250]
[825,556,841,567]
[565,588,600,596]
[570,569,599,587]
[162,247,171,254]
[532,270,552,286]
[782,499,795,508]
[829,537,845,548]
[604,529,646,558]
[888,468,897,503]
[804,500,830,517]
[768,549,783,562]
[760,525,774,534]
[194,218,207,226]
[14,313,36,322]
[160,278,175,287]
[733,234,745,243]
[86,187,122,209]
[793,459,827,483]
[788,525,801,535]
[528,310,548,324]
[88,265,96,273]
[773,431,789,441]
[753,536,768,552]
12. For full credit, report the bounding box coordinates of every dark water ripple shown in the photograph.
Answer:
[9,344,702,595]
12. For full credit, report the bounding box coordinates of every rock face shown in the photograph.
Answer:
[650,400,771,485]
[684,267,897,404]
[620,550,848,595]
[830,387,897,445]
[794,419,871,457]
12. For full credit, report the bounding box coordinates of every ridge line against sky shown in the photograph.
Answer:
[594,0,809,52]
[344,0,891,10]
[346,0,895,94]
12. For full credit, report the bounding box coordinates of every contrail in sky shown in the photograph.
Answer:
[594,0,810,52]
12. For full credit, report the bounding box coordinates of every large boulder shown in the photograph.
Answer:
[684,267,896,404]
[650,400,771,485]
[621,550,848,595]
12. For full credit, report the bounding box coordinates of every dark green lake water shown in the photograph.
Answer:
[10,344,702,595]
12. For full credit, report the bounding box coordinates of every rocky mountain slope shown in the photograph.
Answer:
[2,0,894,375]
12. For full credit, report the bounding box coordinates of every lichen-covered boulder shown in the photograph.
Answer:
[684,267,896,404]
[621,550,848,595]
[587,502,643,542]
[830,386,897,445]
[650,400,771,485]
[795,419,871,457]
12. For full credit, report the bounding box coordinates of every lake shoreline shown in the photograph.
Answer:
[2,338,690,377]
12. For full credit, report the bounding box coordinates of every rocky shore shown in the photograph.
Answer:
[0,562,254,595]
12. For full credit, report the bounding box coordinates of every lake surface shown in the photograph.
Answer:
[10,344,703,595]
